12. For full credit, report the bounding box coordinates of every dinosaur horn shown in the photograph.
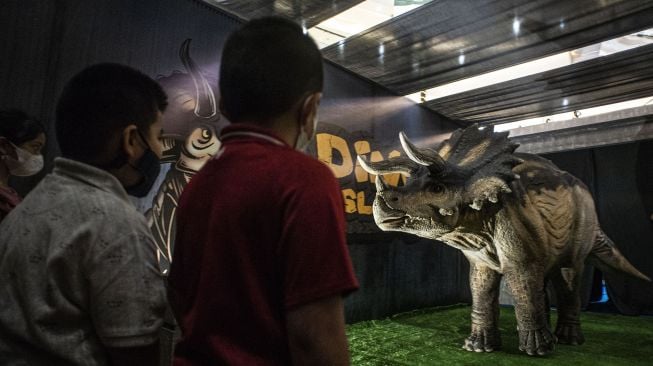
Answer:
[180,39,217,118]
[399,132,447,171]
[375,175,389,192]
[357,155,414,176]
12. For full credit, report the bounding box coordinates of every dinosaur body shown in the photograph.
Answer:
[358,125,650,356]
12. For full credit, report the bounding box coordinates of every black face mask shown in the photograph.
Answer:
[125,149,160,197]
[124,131,161,198]
[96,129,161,197]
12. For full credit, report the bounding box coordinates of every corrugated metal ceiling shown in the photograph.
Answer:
[321,0,653,94]
[426,43,653,126]
[202,0,653,131]
[202,0,365,28]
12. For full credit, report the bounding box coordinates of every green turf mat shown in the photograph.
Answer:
[347,304,653,365]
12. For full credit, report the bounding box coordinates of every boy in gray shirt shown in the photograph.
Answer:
[0,63,168,366]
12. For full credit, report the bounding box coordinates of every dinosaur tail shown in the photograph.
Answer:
[588,229,651,282]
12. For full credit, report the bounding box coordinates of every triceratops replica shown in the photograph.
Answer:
[358,125,651,356]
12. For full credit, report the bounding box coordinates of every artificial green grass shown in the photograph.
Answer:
[347,304,653,365]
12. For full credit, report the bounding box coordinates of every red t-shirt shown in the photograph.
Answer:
[169,124,359,365]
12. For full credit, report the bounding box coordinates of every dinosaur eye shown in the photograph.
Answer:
[431,184,445,194]
[198,128,213,145]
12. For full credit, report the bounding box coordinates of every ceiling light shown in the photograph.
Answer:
[308,0,434,49]
[405,52,571,103]
[512,18,521,35]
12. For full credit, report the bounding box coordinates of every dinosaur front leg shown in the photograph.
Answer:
[505,269,556,356]
[463,261,502,352]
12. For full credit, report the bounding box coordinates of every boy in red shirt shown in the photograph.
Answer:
[168,16,359,365]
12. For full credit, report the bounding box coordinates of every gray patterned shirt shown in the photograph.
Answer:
[0,158,167,365]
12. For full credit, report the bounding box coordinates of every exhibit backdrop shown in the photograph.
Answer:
[128,36,458,278]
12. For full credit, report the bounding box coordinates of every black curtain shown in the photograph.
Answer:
[345,233,470,323]
[593,142,653,315]
[543,141,653,315]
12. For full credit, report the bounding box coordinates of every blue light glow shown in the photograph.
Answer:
[599,280,609,302]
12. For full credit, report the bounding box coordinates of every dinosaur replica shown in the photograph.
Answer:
[357,125,651,356]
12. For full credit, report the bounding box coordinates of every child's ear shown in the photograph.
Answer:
[120,124,142,162]
[299,92,322,130]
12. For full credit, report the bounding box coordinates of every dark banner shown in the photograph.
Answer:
[131,36,457,271]
[310,122,406,232]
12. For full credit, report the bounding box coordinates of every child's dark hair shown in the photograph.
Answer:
[219,16,323,123]
[0,109,45,145]
[55,63,167,164]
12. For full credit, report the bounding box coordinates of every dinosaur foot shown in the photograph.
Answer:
[555,322,585,345]
[462,327,501,353]
[518,327,557,356]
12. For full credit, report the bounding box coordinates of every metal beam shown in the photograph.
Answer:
[510,105,653,154]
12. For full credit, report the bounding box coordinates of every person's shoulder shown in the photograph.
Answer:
[100,194,147,226]
[64,181,149,232]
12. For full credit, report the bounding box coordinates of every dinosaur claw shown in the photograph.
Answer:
[463,326,501,353]
[518,327,556,357]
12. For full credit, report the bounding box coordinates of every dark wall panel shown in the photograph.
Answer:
[0,1,57,116]
[345,233,470,323]
[0,1,61,195]
[543,143,653,315]
[592,142,653,315]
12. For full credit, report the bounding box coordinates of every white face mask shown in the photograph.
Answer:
[3,144,44,176]
[295,113,319,152]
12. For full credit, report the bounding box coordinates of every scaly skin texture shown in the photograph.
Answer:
[360,126,650,357]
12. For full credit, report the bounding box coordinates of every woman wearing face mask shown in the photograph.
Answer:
[0,109,46,221]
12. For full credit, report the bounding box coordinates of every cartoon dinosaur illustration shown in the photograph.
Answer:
[358,125,651,356]
[147,39,226,273]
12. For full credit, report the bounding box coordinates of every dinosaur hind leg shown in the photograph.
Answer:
[551,265,585,345]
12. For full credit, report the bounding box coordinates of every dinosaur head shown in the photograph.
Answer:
[358,125,522,239]
[157,39,227,175]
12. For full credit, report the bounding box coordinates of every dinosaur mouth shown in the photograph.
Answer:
[375,196,408,227]
[381,216,408,225]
